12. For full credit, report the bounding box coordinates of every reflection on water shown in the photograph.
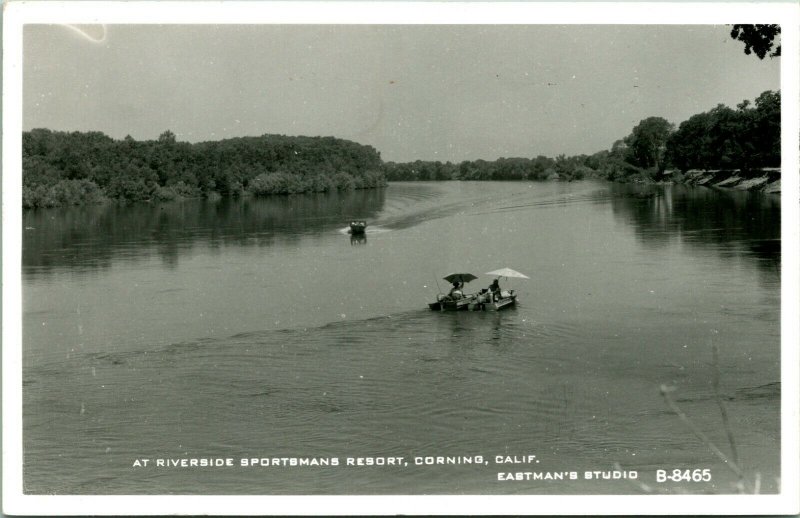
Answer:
[350,234,368,246]
[22,180,781,495]
[23,188,387,275]
[609,183,780,275]
[23,182,780,278]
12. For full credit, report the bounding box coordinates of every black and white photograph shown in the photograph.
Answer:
[3,2,799,515]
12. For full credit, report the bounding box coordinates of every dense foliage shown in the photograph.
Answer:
[730,24,781,59]
[665,90,780,171]
[384,90,780,184]
[22,130,385,208]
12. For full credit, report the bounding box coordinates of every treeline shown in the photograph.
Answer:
[22,90,780,207]
[383,155,594,182]
[384,90,781,184]
[600,89,780,182]
[23,129,386,208]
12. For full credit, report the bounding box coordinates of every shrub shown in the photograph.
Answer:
[106,176,153,201]
[153,180,202,200]
[173,181,201,198]
[154,186,177,201]
[249,172,289,195]
[333,172,356,191]
[364,170,388,188]
[310,174,335,193]
[22,179,104,208]
[284,173,310,194]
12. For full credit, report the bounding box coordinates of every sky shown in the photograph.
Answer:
[23,24,780,162]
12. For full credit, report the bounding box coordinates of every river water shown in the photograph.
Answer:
[22,180,780,494]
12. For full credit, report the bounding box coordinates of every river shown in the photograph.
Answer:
[22,180,781,494]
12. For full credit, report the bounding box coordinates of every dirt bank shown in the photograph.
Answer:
[668,168,781,194]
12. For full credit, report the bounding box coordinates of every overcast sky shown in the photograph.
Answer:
[23,24,780,162]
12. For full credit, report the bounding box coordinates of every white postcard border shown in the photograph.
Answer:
[3,2,799,515]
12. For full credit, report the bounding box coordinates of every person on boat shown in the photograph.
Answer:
[449,281,464,299]
[489,278,501,301]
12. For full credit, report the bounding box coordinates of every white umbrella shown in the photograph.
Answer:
[485,268,530,279]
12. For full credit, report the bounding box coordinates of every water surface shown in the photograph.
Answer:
[23,181,781,494]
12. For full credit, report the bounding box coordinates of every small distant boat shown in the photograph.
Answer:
[349,220,367,234]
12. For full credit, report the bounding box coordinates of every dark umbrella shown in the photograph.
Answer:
[443,273,478,284]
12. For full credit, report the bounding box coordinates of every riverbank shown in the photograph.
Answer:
[665,167,781,194]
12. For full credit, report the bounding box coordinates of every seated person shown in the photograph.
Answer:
[449,281,464,299]
[489,278,501,301]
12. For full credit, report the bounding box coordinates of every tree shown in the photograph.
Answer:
[752,90,781,167]
[730,25,781,59]
[624,117,674,171]
[158,130,177,144]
